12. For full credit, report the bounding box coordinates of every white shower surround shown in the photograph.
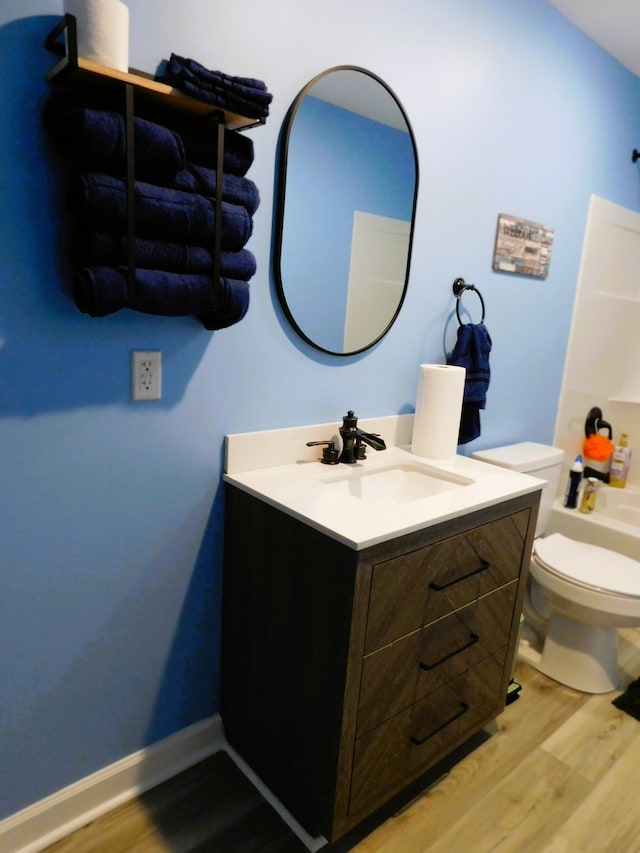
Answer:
[554,195,640,491]
[553,194,640,562]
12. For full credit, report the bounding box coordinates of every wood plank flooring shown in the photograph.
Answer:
[47,628,640,853]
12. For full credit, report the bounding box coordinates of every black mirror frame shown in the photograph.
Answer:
[273,65,420,356]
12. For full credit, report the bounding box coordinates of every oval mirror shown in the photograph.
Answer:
[274,66,419,355]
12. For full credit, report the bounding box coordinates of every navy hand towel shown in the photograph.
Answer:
[69,173,253,250]
[447,322,492,444]
[74,265,250,322]
[162,53,273,120]
[167,55,268,92]
[168,78,271,120]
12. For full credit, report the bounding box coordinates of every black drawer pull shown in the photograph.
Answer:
[419,632,479,671]
[410,702,469,746]
[430,559,490,591]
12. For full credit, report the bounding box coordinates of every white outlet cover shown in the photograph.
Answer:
[132,351,161,401]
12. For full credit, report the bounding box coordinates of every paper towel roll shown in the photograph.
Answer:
[64,0,129,73]
[411,364,466,459]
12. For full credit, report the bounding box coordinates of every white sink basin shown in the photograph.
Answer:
[327,463,473,504]
[225,415,545,549]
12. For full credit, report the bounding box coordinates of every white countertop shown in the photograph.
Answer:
[224,415,543,549]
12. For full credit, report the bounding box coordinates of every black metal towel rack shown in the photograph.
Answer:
[452,277,486,325]
[44,14,256,319]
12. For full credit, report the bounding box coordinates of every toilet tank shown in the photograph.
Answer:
[472,442,565,536]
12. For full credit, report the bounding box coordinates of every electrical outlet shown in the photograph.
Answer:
[131,351,161,401]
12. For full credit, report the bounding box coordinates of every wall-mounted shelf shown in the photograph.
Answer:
[44,14,264,327]
[45,15,264,131]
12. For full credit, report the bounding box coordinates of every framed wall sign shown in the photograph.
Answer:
[493,213,554,278]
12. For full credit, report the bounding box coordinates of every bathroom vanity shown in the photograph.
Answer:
[221,416,542,841]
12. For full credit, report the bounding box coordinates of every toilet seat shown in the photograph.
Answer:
[534,533,640,599]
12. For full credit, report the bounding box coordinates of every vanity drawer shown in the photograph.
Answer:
[365,509,530,653]
[357,581,516,734]
[349,653,505,819]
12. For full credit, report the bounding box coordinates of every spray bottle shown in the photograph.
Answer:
[563,455,583,509]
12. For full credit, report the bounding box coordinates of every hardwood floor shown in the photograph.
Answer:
[45,750,307,853]
[47,628,640,853]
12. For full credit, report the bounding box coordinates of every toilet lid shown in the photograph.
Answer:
[534,533,640,597]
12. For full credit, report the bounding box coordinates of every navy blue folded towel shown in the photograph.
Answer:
[446,322,492,444]
[162,53,272,120]
[167,56,268,92]
[78,232,256,280]
[69,173,253,250]
[43,93,186,172]
[168,78,270,120]
[74,265,250,323]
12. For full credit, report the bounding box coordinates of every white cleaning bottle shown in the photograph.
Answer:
[564,454,583,509]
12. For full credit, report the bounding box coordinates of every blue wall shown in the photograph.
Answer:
[2,0,640,819]
[281,95,415,351]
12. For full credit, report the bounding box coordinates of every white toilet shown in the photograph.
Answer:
[473,441,640,694]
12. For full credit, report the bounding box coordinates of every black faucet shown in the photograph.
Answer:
[338,410,386,464]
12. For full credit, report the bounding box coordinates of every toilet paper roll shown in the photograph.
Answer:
[64,0,129,73]
[411,364,466,459]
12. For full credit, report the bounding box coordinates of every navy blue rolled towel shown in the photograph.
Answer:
[177,126,254,175]
[74,265,250,321]
[130,270,248,318]
[216,249,257,282]
[199,279,250,329]
[137,109,255,174]
[132,164,260,214]
[69,173,253,250]
[74,266,127,316]
[78,232,257,279]
[43,92,186,172]
[76,163,260,215]
[77,233,212,272]
[166,166,260,215]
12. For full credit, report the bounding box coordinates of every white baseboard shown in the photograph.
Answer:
[224,744,327,852]
[0,715,224,853]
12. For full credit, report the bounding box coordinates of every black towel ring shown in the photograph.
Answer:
[452,277,486,325]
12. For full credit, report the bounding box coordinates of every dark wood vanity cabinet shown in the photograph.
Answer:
[221,486,539,841]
